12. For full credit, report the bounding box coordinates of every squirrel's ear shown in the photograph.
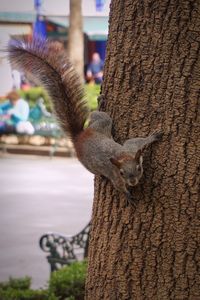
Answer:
[110,157,121,168]
[135,149,142,163]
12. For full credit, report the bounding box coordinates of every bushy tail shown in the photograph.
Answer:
[7,38,89,141]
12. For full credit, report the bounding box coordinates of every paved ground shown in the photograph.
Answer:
[0,154,94,289]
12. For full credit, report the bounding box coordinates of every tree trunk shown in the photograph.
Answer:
[86,0,200,299]
[68,0,84,82]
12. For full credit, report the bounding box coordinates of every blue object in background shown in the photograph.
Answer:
[34,0,42,10]
[95,0,106,12]
[95,41,107,61]
[33,0,46,38]
[33,16,46,38]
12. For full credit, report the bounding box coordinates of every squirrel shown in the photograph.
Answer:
[7,38,162,205]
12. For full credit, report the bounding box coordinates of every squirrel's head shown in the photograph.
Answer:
[110,150,143,187]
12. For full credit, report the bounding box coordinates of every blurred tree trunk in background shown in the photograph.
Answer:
[68,0,84,82]
[85,0,200,299]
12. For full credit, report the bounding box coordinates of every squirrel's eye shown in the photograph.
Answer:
[120,169,124,176]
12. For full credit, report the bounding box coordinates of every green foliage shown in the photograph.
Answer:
[0,288,57,300]
[18,87,52,111]
[0,84,99,113]
[20,84,99,111]
[0,277,56,300]
[49,261,87,300]
[84,84,100,110]
[0,261,87,300]
[20,84,99,112]
[0,277,31,290]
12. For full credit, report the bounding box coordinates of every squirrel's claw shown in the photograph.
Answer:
[97,94,106,110]
[125,191,136,207]
[152,131,163,141]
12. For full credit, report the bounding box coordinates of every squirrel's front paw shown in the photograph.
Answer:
[97,94,105,101]
[152,131,163,141]
[125,191,136,207]
[97,94,106,110]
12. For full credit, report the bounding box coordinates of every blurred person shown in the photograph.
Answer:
[29,97,51,120]
[11,69,21,90]
[21,73,32,91]
[0,91,34,134]
[86,52,104,84]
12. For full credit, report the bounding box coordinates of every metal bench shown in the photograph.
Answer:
[39,222,91,272]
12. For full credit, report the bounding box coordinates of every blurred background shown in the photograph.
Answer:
[0,0,110,291]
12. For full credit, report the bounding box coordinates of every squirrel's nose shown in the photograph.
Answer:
[129,178,138,186]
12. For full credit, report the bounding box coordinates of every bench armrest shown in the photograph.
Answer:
[39,222,91,272]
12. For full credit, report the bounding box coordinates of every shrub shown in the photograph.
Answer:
[84,84,100,110]
[0,277,57,300]
[0,276,31,290]
[0,288,57,300]
[49,261,87,300]
[0,261,87,300]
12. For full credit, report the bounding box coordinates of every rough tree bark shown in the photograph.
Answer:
[85,0,200,299]
[68,0,84,82]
